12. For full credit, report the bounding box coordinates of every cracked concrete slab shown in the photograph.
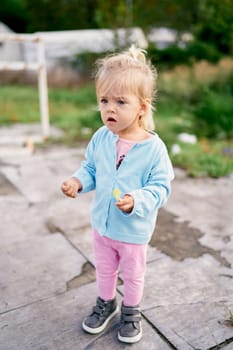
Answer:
[0,145,86,203]
[0,172,19,195]
[152,208,231,267]
[140,255,233,308]
[0,232,86,313]
[60,226,95,264]
[222,343,233,350]
[0,187,86,314]
[0,198,50,243]
[0,126,233,350]
[0,123,64,145]
[45,194,93,234]
[164,173,233,265]
[144,302,233,350]
[66,262,96,290]
[0,284,171,350]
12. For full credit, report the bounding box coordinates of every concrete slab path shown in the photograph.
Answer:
[0,125,233,350]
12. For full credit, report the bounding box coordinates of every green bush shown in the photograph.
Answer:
[148,45,189,70]
[73,43,222,77]
[186,41,222,63]
[191,74,233,139]
[148,41,222,70]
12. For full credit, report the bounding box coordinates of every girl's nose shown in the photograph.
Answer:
[107,102,115,112]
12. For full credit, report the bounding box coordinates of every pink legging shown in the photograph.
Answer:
[93,229,147,307]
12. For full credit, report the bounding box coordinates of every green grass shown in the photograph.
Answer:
[0,85,40,124]
[0,84,101,143]
[170,141,233,177]
[0,59,233,178]
[154,91,233,178]
[155,90,194,146]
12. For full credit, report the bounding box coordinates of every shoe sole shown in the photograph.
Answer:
[118,331,142,344]
[118,323,142,344]
[82,305,119,334]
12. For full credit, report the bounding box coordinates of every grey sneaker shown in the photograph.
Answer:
[118,305,142,343]
[82,297,119,334]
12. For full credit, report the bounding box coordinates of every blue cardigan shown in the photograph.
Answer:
[73,126,174,244]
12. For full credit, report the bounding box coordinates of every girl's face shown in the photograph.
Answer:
[98,88,146,138]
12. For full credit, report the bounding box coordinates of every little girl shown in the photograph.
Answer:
[61,46,174,344]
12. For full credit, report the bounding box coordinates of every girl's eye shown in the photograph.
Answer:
[100,98,108,104]
[118,99,125,105]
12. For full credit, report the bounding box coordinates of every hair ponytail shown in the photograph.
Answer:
[127,45,146,64]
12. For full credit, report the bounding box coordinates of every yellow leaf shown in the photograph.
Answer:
[113,188,121,200]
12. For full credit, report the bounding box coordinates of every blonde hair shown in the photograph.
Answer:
[95,45,157,131]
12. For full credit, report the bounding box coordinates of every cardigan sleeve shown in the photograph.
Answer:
[127,143,174,218]
[72,136,96,193]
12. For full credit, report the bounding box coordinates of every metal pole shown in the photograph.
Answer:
[37,37,50,139]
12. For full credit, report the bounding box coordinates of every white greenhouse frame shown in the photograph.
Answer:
[0,34,50,138]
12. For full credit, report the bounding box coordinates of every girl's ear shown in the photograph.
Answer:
[140,98,151,114]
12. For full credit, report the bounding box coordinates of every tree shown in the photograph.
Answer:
[195,0,233,54]
[22,0,97,32]
[132,0,198,33]
[94,0,133,29]
[2,0,232,59]
[0,0,28,32]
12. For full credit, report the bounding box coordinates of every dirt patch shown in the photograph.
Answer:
[151,208,230,268]
[67,262,96,290]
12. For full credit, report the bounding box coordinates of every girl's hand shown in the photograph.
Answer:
[61,177,82,198]
[115,194,134,213]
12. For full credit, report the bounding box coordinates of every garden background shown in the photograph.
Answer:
[0,0,233,177]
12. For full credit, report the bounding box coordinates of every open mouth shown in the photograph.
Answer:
[107,117,117,122]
